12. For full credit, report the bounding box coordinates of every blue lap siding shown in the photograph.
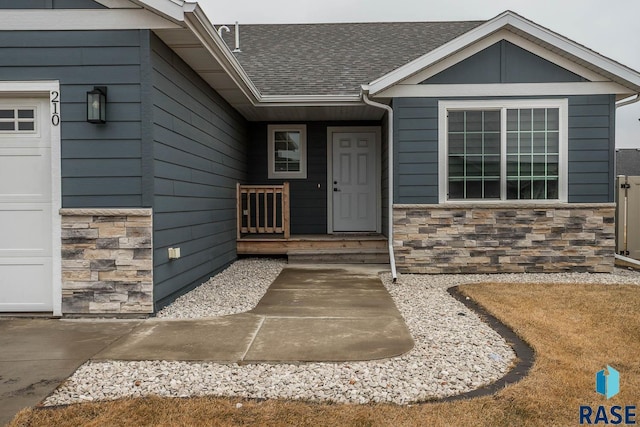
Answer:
[150,34,248,308]
[0,29,145,207]
[393,95,616,204]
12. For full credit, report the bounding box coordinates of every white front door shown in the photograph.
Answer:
[331,131,378,232]
[0,98,53,312]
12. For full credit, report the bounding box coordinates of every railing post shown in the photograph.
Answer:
[236,182,241,240]
[283,182,290,239]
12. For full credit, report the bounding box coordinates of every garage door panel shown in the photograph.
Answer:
[0,259,52,311]
[0,204,51,256]
[0,97,53,313]
[0,148,51,201]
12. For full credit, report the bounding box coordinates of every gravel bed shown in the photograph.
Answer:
[44,262,640,406]
[156,258,286,319]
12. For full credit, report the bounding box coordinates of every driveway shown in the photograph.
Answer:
[0,319,139,425]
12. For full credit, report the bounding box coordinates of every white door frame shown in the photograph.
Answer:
[326,126,382,234]
[0,81,62,316]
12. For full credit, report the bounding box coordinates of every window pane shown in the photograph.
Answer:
[547,109,559,131]
[507,109,518,131]
[466,133,482,154]
[449,156,464,177]
[507,155,518,175]
[519,180,532,199]
[274,131,288,142]
[273,130,302,172]
[547,179,559,199]
[448,133,464,154]
[449,180,464,199]
[466,111,483,132]
[519,132,532,153]
[0,122,14,131]
[484,133,500,154]
[18,122,34,131]
[507,180,518,199]
[507,133,518,153]
[448,111,464,132]
[466,157,482,177]
[484,111,501,132]
[466,180,482,198]
[18,109,34,119]
[520,109,532,131]
[505,107,560,200]
[484,155,500,176]
[532,155,546,175]
[0,110,14,119]
[547,132,559,153]
[484,180,500,198]
[532,109,546,131]
[532,132,546,153]
[288,161,300,171]
[447,109,502,201]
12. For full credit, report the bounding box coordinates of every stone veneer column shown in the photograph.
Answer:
[60,208,153,315]
[393,203,615,274]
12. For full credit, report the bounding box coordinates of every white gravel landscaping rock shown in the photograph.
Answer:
[44,261,640,406]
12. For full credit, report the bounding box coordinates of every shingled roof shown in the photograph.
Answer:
[220,21,484,96]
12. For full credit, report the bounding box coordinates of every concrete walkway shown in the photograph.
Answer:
[0,266,413,423]
[96,267,414,362]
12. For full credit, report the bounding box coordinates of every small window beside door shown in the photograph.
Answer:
[267,124,307,179]
[0,108,37,133]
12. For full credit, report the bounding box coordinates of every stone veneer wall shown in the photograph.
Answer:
[60,208,153,315]
[393,203,615,274]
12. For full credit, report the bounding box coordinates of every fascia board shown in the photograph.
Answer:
[183,5,262,105]
[0,9,181,30]
[258,95,363,105]
[129,0,186,24]
[368,11,640,95]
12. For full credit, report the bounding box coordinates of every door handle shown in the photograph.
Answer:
[333,188,341,192]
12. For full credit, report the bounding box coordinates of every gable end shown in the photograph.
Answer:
[422,40,586,85]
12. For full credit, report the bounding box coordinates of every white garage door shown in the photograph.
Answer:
[0,98,53,312]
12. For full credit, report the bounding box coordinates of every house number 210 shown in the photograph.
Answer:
[50,91,60,126]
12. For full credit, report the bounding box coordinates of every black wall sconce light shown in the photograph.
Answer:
[87,86,107,124]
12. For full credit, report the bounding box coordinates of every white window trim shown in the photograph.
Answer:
[267,124,307,180]
[438,98,569,204]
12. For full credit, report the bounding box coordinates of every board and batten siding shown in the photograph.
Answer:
[0,30,145,207]
[393,95,616,204]
[150,34,248,308]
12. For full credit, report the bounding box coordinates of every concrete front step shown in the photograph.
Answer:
[288,248,390,264]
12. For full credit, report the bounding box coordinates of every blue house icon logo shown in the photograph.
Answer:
[596,366,620,399]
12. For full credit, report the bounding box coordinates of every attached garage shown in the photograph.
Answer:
[0,83,61,315]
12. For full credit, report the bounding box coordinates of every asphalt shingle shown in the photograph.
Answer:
[221,21,484,96]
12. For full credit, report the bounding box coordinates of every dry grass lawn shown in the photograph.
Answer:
[10,282,640,427]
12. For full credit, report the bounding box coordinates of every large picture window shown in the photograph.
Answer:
[439,100,567,202]
[267,124,307,179]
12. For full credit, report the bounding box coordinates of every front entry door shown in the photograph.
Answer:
[332,132,377,232]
